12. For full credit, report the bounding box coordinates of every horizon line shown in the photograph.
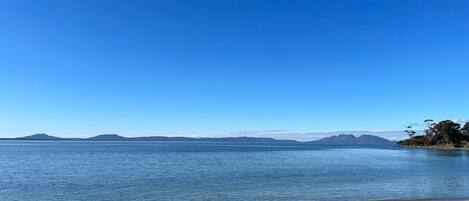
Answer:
[1,131,409,141]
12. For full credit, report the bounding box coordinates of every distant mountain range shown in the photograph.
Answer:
[0,133,396,146]
[308,134,396,146]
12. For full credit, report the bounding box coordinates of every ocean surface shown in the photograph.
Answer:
[1,141,469,201]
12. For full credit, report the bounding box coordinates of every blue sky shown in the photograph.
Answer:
[0,0,468,139]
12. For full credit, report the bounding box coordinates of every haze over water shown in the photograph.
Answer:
[1,141,468,201]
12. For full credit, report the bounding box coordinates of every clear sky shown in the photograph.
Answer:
[0,0,468,139]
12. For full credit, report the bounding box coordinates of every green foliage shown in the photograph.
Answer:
[404,126,416,138]
[398,119,467,148]
[431,120,462,144]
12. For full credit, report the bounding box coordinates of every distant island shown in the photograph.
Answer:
[398,119,469,149]
[0,133,396,146]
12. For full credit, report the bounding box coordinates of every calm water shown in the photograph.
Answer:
[1,141,469,201]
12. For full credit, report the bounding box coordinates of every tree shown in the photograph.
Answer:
[432,120,462,144]
[424,119,437,136]
[405,125,416,138]
[424,119,434,125]
[399,120,468,147]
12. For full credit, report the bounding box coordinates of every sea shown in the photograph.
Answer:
[1,141,468,201]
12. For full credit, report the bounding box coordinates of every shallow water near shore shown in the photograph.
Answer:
[1,141,469,201]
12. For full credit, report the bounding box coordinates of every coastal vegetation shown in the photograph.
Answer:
[399,119,469,149]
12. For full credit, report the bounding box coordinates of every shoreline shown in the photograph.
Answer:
[400,145,469,150]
